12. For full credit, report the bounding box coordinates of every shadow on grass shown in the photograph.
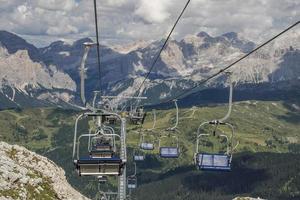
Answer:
[276,102,300,124]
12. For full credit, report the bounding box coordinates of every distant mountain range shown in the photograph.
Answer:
[0,29,299,108]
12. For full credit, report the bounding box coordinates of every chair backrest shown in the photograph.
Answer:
[140,142,154,150]
[127,176,137,189]
[196,153,231,171]
[133,155,145,161]
[159,147,179,158]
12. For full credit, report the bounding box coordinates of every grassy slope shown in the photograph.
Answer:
[0,100,299,199]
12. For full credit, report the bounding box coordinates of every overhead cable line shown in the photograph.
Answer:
[133,0,191,97]
[93,0,102,91]
[161,20,300,103]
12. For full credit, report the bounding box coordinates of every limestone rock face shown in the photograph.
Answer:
[0,48,76,92]
[0,141,89,200]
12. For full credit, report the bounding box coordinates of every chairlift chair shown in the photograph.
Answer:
[158,100,180,158]
[73,113,126,176]
[90,137,114,159]
[195,129,233,171]
[194,72,238,171]
[127,176,137,189]
[127,162,137,189]
[104,115,118,125]
[129,107,147,125]
[133,149,145,161]
[138,109,157,151]
[159,135,180,158]
[133,155,145,161]
[139,133,155,151]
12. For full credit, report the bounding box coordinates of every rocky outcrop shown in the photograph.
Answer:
[0,141,89,200]
[0,42,76,108]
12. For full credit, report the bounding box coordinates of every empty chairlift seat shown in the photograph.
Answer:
[140,142,154,150]
[133,155,144,161]
[129,108,146,125]
[104,115,118,124]
[196,153,231,171]
[90,144,114,158]
[127,177,137,189]
[74,156,124,176]
[159,147,179,158]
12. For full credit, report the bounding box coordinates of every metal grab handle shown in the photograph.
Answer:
[195,133,210,155]
[73,113,123,159]
[73,114,85,158]
[76,132,99,160]
[195,121,235,155]
[77,131,121,160]
[219,134,229,154]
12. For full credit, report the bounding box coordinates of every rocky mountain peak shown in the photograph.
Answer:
[0,141,89,199]
[222,32,238,40]
[0,30,40,61]
[197,31,211,38]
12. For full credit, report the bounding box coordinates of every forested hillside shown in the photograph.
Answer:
[0,100,299,199]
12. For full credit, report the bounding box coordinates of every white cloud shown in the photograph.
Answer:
[134,0,171,23]
[0,0,299,47]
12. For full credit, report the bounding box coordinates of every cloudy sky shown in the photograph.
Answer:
[0,0,299,47]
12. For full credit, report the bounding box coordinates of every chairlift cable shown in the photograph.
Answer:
[160,20,300,104]
[93,0,102,91]
[133,0,191,99]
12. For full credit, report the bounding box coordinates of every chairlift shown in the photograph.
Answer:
[127,176,137,189]
[89,136,114,158]
[159,100,180,158]
[104,115,118,125]
[159,135,180,158]
[195,129,234,171]
[133,149,145,161]
[127,163,137,189]
[194,72,239,171]
[139,109,157,151]
[129,106,147,125]
[139,133,155,150]
[72,113,126,176]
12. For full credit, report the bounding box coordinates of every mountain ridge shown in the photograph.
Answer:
[0,29,299,107]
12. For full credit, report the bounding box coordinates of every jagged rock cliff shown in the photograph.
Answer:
[0,41,77,108]
[0,141,89,200]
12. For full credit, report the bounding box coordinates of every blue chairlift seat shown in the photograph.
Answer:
[159,147,179,158]
[140,143,154,150]
[127,178,137,189]
[196,153,231,171]
[74,156,124,176]
[133,155,145,161]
